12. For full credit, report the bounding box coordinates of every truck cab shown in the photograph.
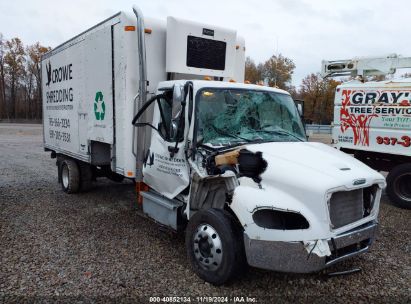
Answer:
[134,79,385,284]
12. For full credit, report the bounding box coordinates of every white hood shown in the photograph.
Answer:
[229,141,385,243]
[246,141,385,193]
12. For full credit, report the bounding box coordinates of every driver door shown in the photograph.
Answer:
[142,92,190,199]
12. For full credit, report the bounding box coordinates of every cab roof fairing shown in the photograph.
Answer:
[157,80,291,95]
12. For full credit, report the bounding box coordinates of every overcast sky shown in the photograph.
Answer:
[1,0,410,86]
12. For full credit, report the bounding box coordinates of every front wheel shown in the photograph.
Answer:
[386,163,411,209]
[185,209,245,285]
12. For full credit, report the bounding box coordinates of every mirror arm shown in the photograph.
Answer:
[134,122,159,133]
[132,94,165,126]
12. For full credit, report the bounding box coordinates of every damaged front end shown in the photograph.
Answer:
[188,147,267,211]
[186,85,384,274]
[188,142,383,273]
[244,221,377,273]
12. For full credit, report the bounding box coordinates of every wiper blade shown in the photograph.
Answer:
[257,129,304,142]
[211,125,252,142]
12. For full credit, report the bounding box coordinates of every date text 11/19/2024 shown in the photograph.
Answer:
[149,296,257,303]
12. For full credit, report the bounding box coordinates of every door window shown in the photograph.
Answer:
[157,96,185,143]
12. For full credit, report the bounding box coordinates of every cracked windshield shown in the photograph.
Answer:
[197,89,306,146]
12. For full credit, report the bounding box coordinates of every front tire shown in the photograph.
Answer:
[185,209,245,285]
[60,159,80,193]
[386,163,411,209]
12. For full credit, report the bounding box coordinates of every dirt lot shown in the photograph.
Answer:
[0,123,410,303]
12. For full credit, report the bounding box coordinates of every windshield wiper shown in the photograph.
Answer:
[211,125,252,142]
[256,129,305,142]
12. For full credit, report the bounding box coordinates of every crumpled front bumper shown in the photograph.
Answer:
[244,221,378,273]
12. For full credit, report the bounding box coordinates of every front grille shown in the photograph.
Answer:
[329,189,364,229]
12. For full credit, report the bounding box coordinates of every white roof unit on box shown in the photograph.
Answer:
[166,17,237,78]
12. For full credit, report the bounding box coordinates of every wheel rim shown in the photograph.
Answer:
[393,172,411,202]
[62,165,69,189]
[193,224,223,271]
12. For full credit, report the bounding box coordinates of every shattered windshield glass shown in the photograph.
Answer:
[197,89,306,146]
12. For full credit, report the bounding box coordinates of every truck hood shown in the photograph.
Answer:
[230,141,385,243]
[245,141,385,192]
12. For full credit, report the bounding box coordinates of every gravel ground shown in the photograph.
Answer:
[0,123,410,303]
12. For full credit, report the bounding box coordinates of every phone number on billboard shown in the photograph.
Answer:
[376,135,410,147]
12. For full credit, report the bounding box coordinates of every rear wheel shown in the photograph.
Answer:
[386,163,411,209]
[60,159,80,193]
[185,208,245,285]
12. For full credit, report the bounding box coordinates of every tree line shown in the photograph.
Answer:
[0,34,349,124]
[0,34,404,124]
[0,34,50,120]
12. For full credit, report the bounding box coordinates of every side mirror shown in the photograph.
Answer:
[294,99,304,117]
[173,84,185,104]
[297,104,303,116]
[170,120,178,139]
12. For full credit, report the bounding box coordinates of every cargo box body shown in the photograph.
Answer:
[42,12,246,178]
[43,12,139,177]
[333,79,411,157]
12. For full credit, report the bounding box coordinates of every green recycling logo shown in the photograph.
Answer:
[94,91,105,120]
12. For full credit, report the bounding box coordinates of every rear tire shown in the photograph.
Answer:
[60,159,80,193]
[386,163,411,209]
[185,208,245,285]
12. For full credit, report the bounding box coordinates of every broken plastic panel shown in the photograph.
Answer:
[203,148,267,184]
[237,150,267,183]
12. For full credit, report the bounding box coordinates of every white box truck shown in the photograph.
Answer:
[322,55,411,209]
[42,6,385,285]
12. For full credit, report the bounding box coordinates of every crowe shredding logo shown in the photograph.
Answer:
[94,91,106,120]
[44,60,74,104]
[45,61,73,87]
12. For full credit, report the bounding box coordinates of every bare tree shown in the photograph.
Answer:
[244,54,296,90]
[0,33,6,119]
[299,73,340,124]
[22,58,34,119]
[27,43,50,119]
[261,54,296,90]
[4,38,26,118]
[245,57,261,84]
